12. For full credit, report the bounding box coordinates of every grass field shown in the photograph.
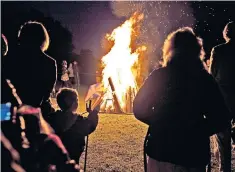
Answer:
[81,114,147,172]
[79,114,235,172]
[53,85,234,172]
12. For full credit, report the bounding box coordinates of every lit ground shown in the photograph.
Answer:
[80,114,147,172]
[79,114,235,172]
[52,85,235,172]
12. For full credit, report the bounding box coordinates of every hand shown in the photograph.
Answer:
[93,104,101,112]
[86,100,92,113]
[91,94,104,112]
[17,105,41,118]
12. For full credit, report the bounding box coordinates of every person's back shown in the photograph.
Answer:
[9,48,56,107]
[210,21,235,172]
[48,111,90,163]
[211,41,235,86]
[5,21,57,108]
[142,65,228,167]
[134,27,230,171]
[210,41,235,114]
[47,88,99,163]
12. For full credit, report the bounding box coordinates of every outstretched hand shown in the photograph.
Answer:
[86,94,104,113]
[86,100,92,113]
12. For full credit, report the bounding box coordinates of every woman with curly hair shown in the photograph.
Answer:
[134,27,231,172]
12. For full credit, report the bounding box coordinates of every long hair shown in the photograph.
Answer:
[161,27,205,68]
[223,21,235,42]
[18,21,50,52]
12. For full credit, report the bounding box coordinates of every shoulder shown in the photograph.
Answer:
[201,70,218,88]
[147,67,169,81]
[76,114,86,120]
[51,110,62,115]
[43,52,57,68]
[212,43,227,54]
[149,67,163,76]
[48,110,62,118]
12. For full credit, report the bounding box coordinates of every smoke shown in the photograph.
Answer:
[110,1,195,68]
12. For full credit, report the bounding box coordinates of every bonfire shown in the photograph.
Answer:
[101,13,146,113]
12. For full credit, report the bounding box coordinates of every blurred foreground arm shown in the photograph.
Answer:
[17,105,54,135]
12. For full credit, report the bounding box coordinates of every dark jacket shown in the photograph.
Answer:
[134,64,230,167]
[48,110,98,162]
[210,41,235,117]
[5,47,57,107]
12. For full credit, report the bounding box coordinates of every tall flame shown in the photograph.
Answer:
[101,13,146,112]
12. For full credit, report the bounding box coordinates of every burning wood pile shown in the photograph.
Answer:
[99,13,146,114]
[99,77,136,113]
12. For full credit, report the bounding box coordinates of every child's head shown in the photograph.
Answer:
[56,88,79,112]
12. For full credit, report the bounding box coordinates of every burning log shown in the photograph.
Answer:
[100,14,146,114]
[108,77,123,113]
[125,87,135,113]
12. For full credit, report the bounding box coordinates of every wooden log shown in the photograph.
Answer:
[108,77,123,113]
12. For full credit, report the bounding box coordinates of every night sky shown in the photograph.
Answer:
[2,1,124,56]
[2,1,235,61]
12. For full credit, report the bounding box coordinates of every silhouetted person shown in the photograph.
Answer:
[209,21,235,172]
[1,32,78,172]
[5,21,57,114]
[68,62,75,85]
[2,34,15,105]
[1,34,25,172]
[134,27,231,172]
[47,88,99,163]
[68,61,80,91]
[73,61,80,92]
[61,60,71,88]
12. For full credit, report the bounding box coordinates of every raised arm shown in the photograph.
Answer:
[71,108,99,136]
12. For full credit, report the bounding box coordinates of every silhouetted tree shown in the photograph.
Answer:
[2,3,74,65]
[78,49,98,85]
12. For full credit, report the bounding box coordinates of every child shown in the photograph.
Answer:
[47,88,99,163]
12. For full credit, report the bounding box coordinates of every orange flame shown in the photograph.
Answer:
[101,13,146,111]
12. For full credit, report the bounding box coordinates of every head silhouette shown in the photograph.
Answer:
[1,34,8,57]
[162,27,205,67]
[56,88,79,112]
[223,21,235,42]
[18,21,50,52]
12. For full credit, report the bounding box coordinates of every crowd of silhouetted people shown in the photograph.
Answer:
[1,21,99,172]
[1,19,235,172]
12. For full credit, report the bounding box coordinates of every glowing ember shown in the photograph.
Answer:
[101,13,146,112]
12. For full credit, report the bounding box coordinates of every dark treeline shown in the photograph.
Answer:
[2,2,235,83]
[2,4,73,63]
[2,3,98,86]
